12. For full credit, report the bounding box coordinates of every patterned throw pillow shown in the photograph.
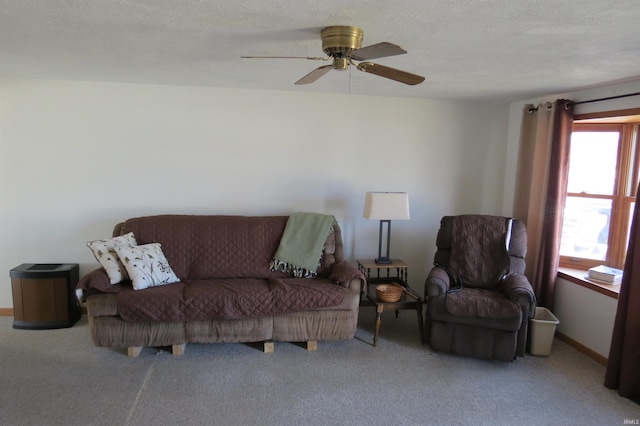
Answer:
[87,232,137,284]
[114,243,180,290]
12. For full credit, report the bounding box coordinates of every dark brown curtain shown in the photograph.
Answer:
[605,181,640,398]
[513,99,573,310]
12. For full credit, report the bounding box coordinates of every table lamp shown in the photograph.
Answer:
[363,192,410,264]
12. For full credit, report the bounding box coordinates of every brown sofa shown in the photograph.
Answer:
[78,215,364,356]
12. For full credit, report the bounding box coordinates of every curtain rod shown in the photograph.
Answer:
[528,91,640,112]
[572,91,640,106]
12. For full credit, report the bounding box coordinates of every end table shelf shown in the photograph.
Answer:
[357,259,423,347]
[357,258,408,284]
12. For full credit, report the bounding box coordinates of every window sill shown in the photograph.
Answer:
[557,267,620,299]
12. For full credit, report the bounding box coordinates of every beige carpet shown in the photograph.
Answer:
[1,308,638,426]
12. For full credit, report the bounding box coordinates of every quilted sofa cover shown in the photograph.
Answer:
[78,215,364,355]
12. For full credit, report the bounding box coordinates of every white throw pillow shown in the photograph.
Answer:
[114,243,180,290]
[87,232,138,284]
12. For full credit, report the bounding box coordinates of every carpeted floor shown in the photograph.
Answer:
[1,307,638,426]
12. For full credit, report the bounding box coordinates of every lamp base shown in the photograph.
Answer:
[374,257,392,265]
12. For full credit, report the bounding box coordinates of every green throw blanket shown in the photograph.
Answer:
[270,213,336,278]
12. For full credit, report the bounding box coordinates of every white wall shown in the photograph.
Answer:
[0,79,509,308]
[554,277,617,357]
[505,77,640,358]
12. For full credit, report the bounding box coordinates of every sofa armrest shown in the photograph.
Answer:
[425,266,450,299]
[501,273,536,318]
[329,261,366,292]
[77,268,129,294]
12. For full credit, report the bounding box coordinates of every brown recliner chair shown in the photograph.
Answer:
[424,215,536,361]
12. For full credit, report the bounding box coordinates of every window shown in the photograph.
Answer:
[559,110,640,270]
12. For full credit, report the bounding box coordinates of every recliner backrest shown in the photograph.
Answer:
[433,215,527,289]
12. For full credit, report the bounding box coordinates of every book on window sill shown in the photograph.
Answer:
[585,274,622,285]
[587,272,622,284]
[587,265,623,284]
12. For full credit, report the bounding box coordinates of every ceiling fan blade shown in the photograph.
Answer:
[241,56,329,61]
[356,62,425,85]
[295,65,333,85]
[349,42,407,61]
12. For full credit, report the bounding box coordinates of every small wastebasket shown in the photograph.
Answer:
[529,307,560,356]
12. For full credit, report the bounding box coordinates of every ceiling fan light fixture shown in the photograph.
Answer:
[332,57,349,71]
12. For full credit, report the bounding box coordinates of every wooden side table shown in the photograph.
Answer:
[357,258,408,287]
[356,259,423,346]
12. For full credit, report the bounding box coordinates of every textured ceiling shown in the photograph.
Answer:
[1,0,639,101]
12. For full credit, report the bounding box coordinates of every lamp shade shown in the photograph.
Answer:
[363,192,410,220]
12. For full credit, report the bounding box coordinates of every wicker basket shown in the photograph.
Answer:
[376,284,404,303]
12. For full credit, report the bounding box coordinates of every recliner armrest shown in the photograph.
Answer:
[501,273,536,317]
[425,266,450,298]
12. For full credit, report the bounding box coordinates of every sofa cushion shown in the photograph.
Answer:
[116,282,187,321]
[182,279,275,320]
[114,278,346,322]
[116,278,273,321]
[87,232,137,284]
[269,278,344,313]
[445,288,521,319]
[114,243,180,290]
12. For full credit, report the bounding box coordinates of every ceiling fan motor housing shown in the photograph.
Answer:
[321,26,364,57]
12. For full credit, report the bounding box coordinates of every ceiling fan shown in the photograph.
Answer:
[241,26,425,86]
